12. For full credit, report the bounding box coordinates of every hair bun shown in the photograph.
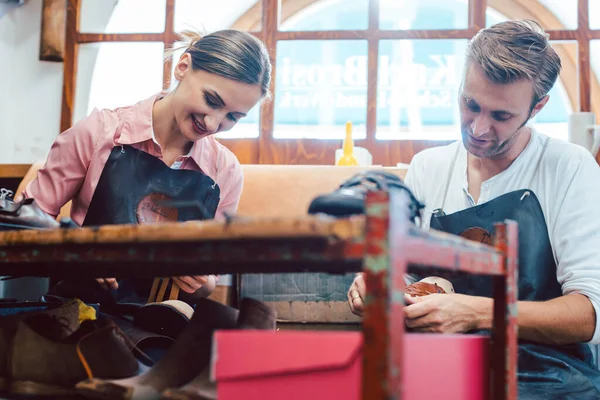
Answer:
[178,29,205,49]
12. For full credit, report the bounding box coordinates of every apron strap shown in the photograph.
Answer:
[439,143,461,212]
[528,135,551,188]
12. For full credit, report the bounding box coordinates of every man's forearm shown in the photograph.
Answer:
[476,293,596,345]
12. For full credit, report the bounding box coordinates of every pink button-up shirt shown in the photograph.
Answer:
[24,93,244,225]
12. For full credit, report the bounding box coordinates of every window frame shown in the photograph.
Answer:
[60,0,599,165]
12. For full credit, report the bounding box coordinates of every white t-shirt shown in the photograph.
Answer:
[404,128,600,344]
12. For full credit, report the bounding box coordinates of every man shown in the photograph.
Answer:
[348,20,600,398]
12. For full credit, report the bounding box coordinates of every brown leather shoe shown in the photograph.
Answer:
[76,298,239,400]
[0,301,80,391]
[160,298,277,400]
[9,313,141,397]
[0,197,60,230]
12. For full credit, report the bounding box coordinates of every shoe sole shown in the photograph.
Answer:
[75,380,133,400]
[10,380,75,397]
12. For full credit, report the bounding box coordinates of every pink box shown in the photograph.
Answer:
[213,330,489,400]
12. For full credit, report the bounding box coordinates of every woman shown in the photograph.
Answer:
[20,29,272,305]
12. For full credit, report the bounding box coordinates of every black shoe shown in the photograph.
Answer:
[308,171,424,222]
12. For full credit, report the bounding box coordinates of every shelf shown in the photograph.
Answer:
[0,187,517,400]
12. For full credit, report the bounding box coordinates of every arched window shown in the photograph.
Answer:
[69,0,597,165]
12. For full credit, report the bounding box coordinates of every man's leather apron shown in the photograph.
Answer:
[50,144,220,305]
[429,138,600,399]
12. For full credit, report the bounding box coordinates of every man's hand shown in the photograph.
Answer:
[404,293,492,334]
[347,273,366,316]
[96,278,118,290]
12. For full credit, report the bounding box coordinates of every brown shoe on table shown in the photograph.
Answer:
[9,313,142,397]
[160,298,277,400]
[76,298,239,400]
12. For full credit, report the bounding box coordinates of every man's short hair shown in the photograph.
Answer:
[466,20,562,106]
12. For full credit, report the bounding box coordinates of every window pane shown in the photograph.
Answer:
[376,40,467,140]
[175,0,261,32]
[529,42,576,140]
[591,0,600,29]
[380,0,467,30]
[487,1,576,29]
[376,40,575,141]
[74,43,164,123]
[274,40,368,140]
[80,0,166,34]
[280,0,368,31]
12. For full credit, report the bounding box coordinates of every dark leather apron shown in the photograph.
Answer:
[50,144,220,305]
[428,138,600,399]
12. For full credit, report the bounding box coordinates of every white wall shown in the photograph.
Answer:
[0,0,63,164]
[0,0,255,164]
[0,0,116,165]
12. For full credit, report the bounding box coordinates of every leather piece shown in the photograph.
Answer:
[405,282,446,297]
[430,189,600,398]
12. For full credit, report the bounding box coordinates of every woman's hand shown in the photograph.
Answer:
[172,275,218,296]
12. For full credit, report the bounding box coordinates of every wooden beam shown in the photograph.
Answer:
[365,0,379,146]
[468,0,486,31]
[578,0,591,112]
[275,29,477,41]
[77,33,164,43]
[546,30,581,40]
[257,0,278,164]
[163,0,175,90]
[39,0,67,62]
[0,165,33,179]
[59,0,80,133]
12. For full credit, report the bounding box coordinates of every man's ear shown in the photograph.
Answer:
[173,52,192,82]
[530,95,549,119]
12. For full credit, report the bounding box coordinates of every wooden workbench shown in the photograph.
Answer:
[0,189,517,399]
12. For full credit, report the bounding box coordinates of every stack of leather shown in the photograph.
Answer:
[0,297,276,399]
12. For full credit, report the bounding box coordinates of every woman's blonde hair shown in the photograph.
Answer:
[466,20,562,107]
[166,29,272,100]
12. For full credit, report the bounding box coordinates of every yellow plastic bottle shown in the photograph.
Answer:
[336,121,359,166]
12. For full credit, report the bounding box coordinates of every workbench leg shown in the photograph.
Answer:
[492,221,519,400]
[362,190,392,400]
[362,189,412,400]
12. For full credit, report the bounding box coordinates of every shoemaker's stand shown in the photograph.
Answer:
[0,189,517,400]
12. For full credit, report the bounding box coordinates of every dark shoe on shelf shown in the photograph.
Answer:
[160,298,278,400]
[76,298,239,400]
[0,300,81,391]
[8,313,142,397]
